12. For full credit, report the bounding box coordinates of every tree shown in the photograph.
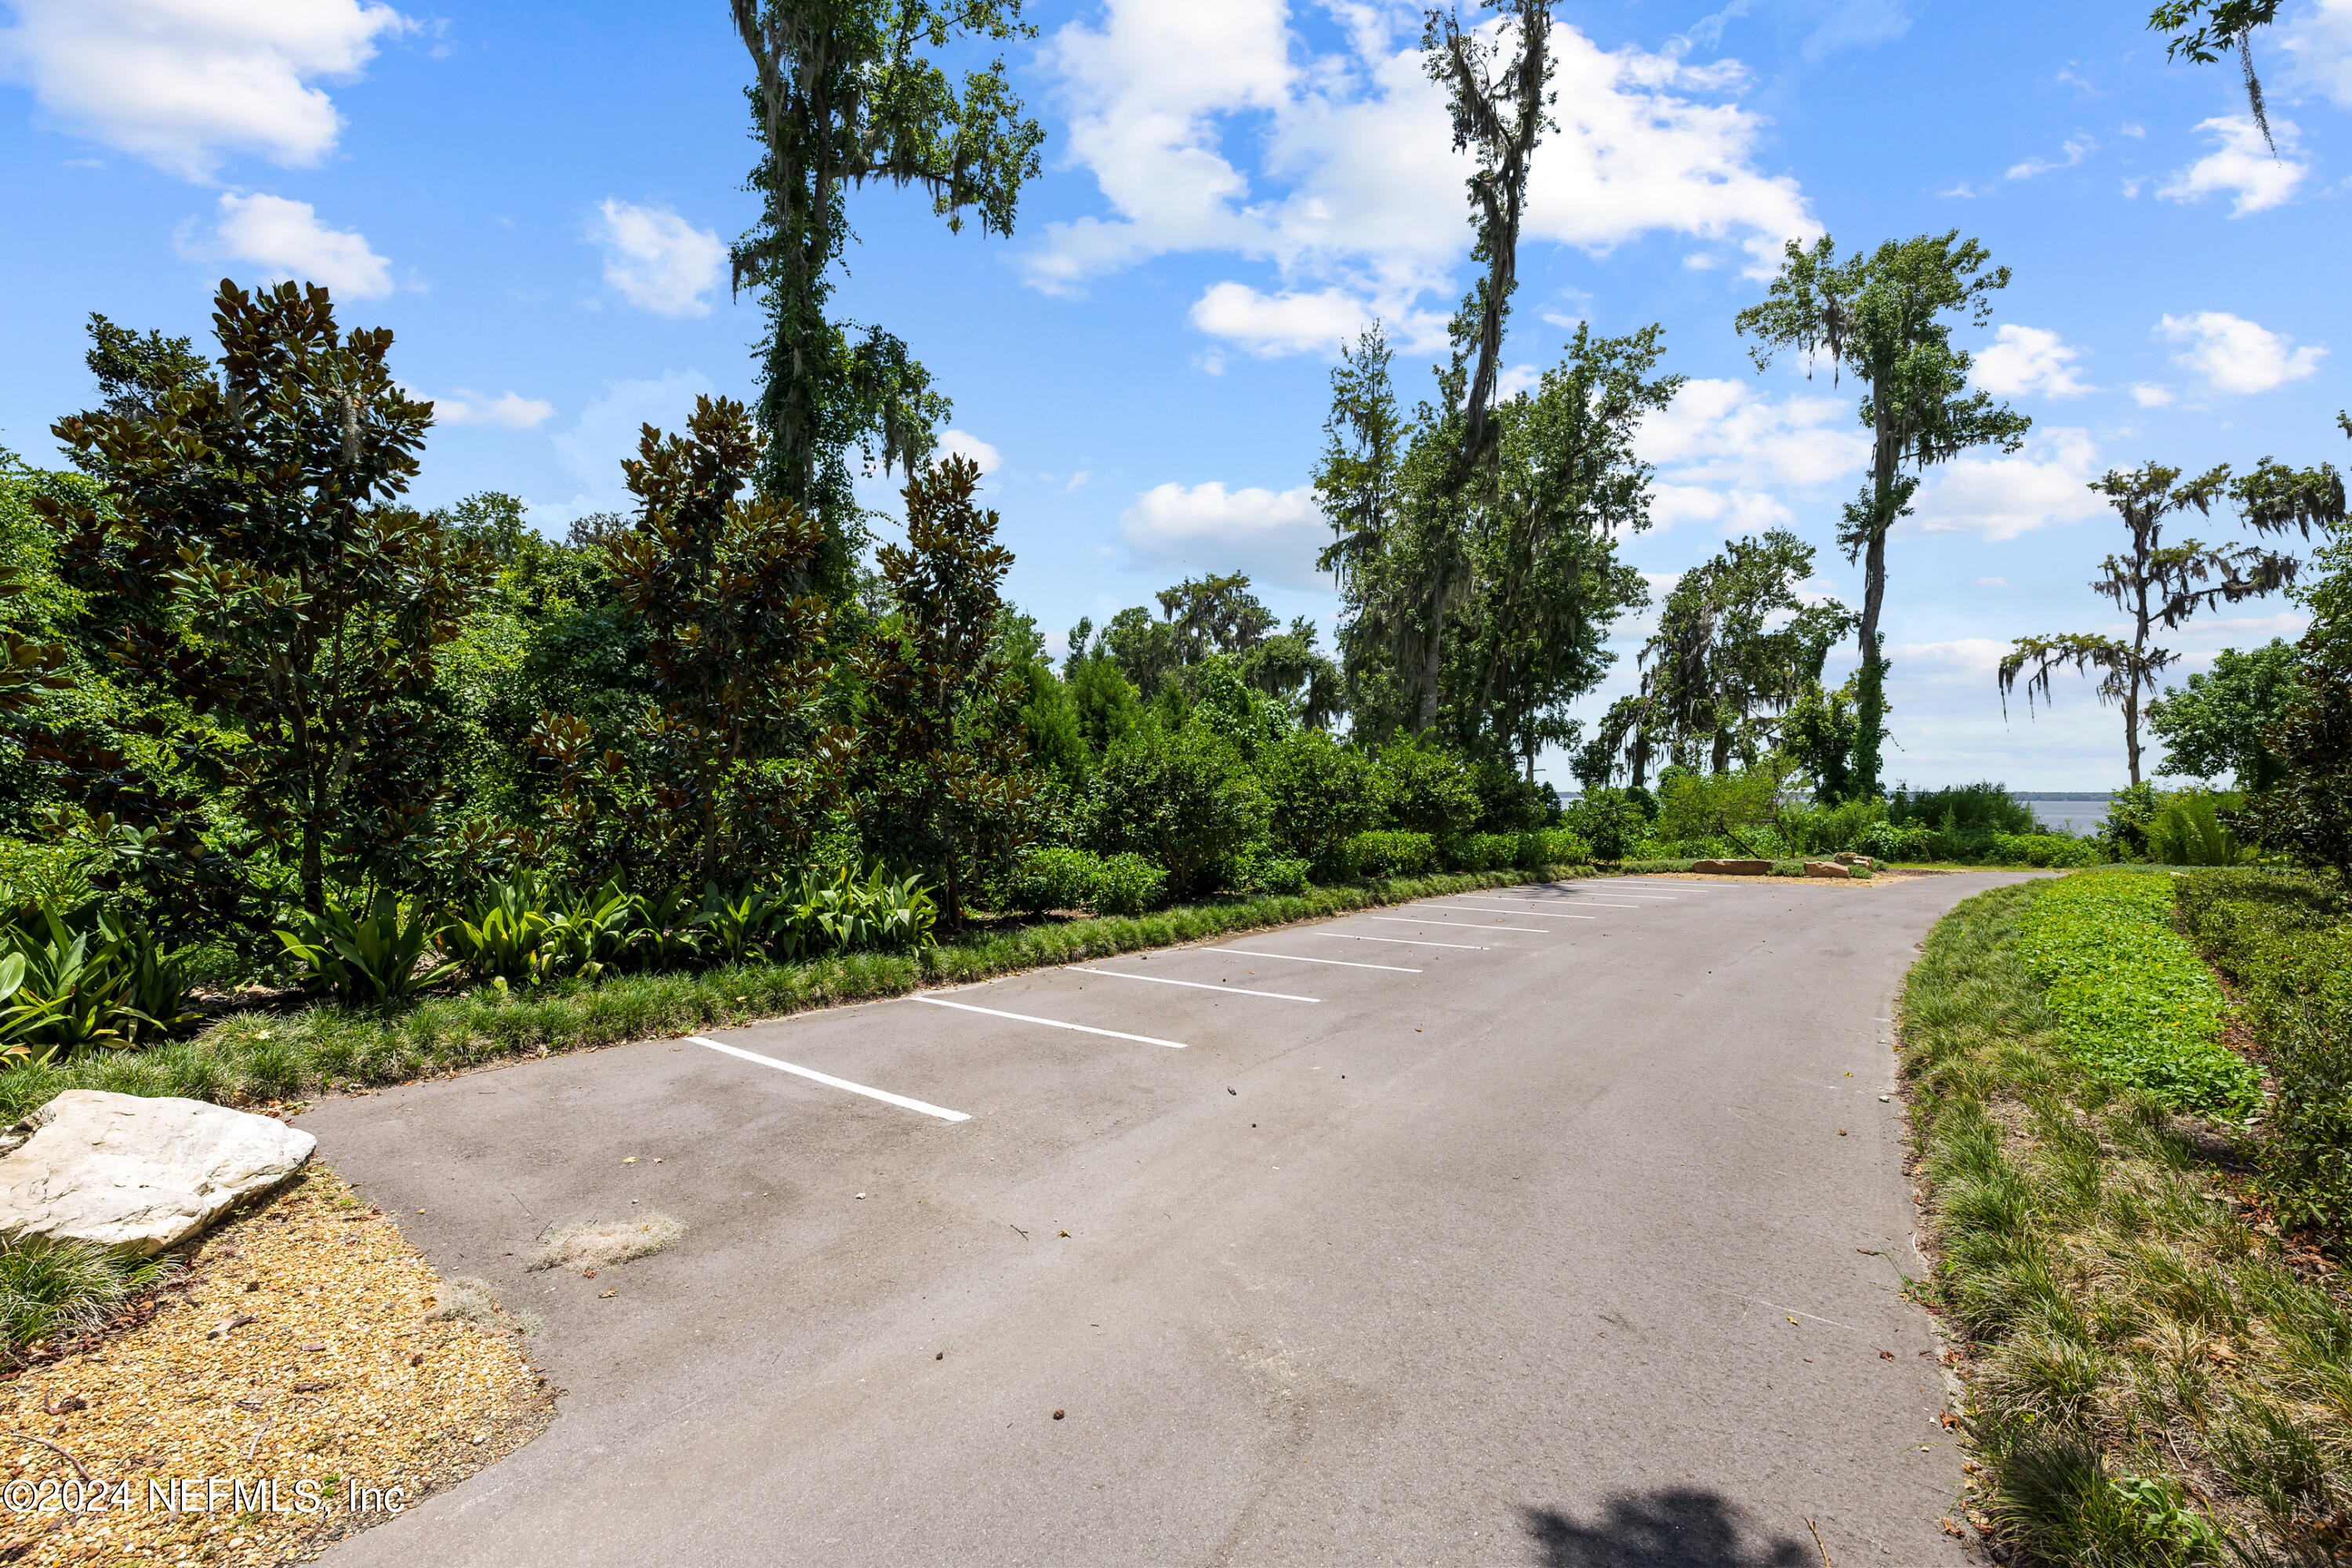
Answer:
[82,314,210,420]
[2235,414,2352,884]
[1316,323,1414,733]
[2148,639,2304,786]
[543,395,840,889]
[729,0,1044,585]
[38,279,488,920]
[1239,618,1345,730]
[1635,532,1854,776]
[1998,463,2302,785]
[1737,233,2030,797]
[855,456,1038,922]
[1449,324,1673,772]
[2150,2,2284,150]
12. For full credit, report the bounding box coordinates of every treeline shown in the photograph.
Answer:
[0,284,1591,1051]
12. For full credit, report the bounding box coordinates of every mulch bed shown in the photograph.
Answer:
[0,1166,550,1566]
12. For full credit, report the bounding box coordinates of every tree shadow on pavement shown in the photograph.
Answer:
[1523,1490,1812,1568]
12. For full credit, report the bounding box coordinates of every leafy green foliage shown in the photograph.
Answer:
[1260,728,1377,864]
[855,457,1038,920]
[2177,871,2352,1236]
[40,280,491,923]
[2151,639,2304,787]
[1082,722,1269,898]
[731,0,1044,583]
[1902,881,2350,1561]
[1368,733,1477,836]
[275,892,458,1009]
[1340,830,1437,878]
[1083,853,1165,916]
[550,394,838,889]
[1739,232,2030,797]
[2013,872,2255,1116]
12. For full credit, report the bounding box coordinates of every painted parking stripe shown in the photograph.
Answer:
[1309,931,1490,950]
[688,1036,971,1123]
[1480,892,1675,903]
[910,995,1188,1049]
[1368,916,1547,934]
[1070,967,1317,1003]
[1432,902,1595,920]
[1218,947,1421,974]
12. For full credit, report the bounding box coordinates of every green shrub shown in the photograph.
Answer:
[2177,871,2352,1234]
[1345,830,1436,877]
[1987,833,2107,869]
[1370,735,1477,835]
[1259,728,1375,862]
[2013,870,2256,1117]
[2146,789,2249,866]
[1515,828,1590,868]
[1443,832,1520,872]
[1561,788,1648,861]
[996,846,1098,915]
[1084,722,1270,897]
[1086,853,1167,916]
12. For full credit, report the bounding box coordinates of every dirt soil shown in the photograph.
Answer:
[0,1164,550,1566]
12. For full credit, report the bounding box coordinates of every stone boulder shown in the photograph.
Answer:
[1804,861,1853,879]
[1689,858,1771,876]
[0,1091,315,1254]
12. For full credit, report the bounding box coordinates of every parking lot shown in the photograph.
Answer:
[300,873,2022,1567]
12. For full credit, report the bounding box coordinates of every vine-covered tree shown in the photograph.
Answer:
[1737,232,2029,799]
[729,0,1045,586]
[2149,639,2304,787]
[1998,462,2303,785]
[38,279,488,922]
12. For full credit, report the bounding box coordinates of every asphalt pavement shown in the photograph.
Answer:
[298,871,2031,1568]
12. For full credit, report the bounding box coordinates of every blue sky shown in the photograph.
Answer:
[3,2,2349,790]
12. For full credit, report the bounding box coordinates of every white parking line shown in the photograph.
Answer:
[1070,967,1317,1004]
[1481,892,1676,903]
[910,995,1188,1049]
[688,1036,971,1123]
[1310,931,1490,950]
[1433,903,1595,920]
[1218,948,1421,973]
[1369,916,1547,934]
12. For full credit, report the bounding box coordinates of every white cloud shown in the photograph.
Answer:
[186,192,392,299]
[2005,136,2093,180]
[2131,383,2176,408]
[2157,116,2307,216]
[938,428,1000,474]
[1635,377,1869,493]
[434,390,554,430]
[1904,427,2108,542]
[1118,480,1327,590]
[536,368,717,525]
[2157,310,2328,394]
[2282,0,2352,107]
[1033,5,1816,349]
[591,198,724,318]
[0,0,408,181]
[1973,325,2092,399]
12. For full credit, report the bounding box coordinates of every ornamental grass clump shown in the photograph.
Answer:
[2014,870,2257,1118]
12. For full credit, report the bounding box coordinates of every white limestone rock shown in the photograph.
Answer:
[0,1091,315,1254]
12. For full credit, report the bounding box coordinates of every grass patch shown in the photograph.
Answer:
[0,868,1583,1120]
[2015,870,2259,1119]
[528,1214,684,1276]
[0,1232,167,1356]
[1902,880,2352,1562]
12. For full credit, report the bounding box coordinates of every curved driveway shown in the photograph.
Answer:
[300,872,2027,1568]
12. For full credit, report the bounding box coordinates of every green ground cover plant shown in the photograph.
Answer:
[2015,871,2259,1118]
[0,866,1583,1123]
[1902,880,2352,1562]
